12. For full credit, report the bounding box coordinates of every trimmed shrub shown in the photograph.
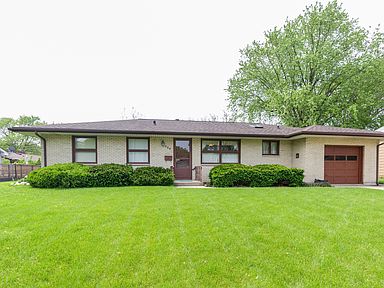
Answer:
[27,163,175,188]
[208,164,250,184]
[27,163,91,188]
[209,164,304,187]
[89,164,133,187]
[133,167,174,186]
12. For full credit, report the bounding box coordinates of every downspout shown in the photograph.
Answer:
[35,132,47,167]
[377,142,384,186]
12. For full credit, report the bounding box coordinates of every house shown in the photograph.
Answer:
[0,148,41,164]
[0,148,8,164]
[9,119,384,185]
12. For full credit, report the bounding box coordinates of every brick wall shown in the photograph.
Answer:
[41,134,380,184]
[304,137,379,184]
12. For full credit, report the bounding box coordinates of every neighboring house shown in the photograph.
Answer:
[0,150,41,164]
[9,119,384,185]
[0,148,8,164]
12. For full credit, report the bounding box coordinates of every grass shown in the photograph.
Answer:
[1,183,384,287]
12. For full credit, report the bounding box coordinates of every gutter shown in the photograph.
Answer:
[377,142,384,186]
[35,132,47,167]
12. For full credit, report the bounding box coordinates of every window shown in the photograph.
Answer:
[324,155,334,161]
[127,138,149,164]
[262,140,279,155]
[73,136,97,164]
[335,155,346,161]
[201,139,240,164]
[347,155,357,161]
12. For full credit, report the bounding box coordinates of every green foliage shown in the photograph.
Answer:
[15,158,41,165]
[27,163,174,188]
[0,158,11,164]
[132,167,175,186]
[89,164,133,187]
[0,115,46,154]
[379,178,384,185]
[27,163,91,188]
[228,1,384,129]
[209,164,249,183]
[209,164,304,187]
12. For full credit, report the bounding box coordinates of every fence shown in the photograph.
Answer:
[0,164,40,181]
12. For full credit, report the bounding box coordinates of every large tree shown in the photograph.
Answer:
[227,1,384,129]
[0,115,46,154]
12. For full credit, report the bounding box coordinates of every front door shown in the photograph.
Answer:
[174,139,192,180]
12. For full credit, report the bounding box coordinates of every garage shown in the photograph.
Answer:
[324,145,363,184]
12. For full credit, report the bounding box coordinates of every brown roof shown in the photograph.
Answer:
[8,119,384,138]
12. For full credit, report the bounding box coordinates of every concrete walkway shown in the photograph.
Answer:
[333,184,384,190]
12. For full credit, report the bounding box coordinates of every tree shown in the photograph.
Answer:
[0,115,46,154]
[227,1,384,129]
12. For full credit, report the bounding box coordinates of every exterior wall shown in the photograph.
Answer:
[201,139,292,183]
[303,137,379,185]
[149,137,173,168]
[379,143,384,178]
[98,136,126,164]
[291,139,306,170]
[191,138,201,180]
[42,133,381,185]
[240,139,291,166]
[45,134,72,165]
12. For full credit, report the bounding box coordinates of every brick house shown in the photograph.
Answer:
[10,119,384,185]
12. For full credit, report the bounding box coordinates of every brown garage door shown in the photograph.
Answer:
[324,146,363,184]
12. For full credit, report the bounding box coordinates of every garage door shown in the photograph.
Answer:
[324,146,362,184]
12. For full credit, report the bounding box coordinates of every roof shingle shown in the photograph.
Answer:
[8,119,384,138]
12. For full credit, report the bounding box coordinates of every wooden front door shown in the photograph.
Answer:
[174,139,192,180]
[324,145,363,184]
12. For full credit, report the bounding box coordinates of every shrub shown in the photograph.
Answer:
[133,167,174,186]
[27,163,91,188]
[27,163,174,188]
[208,164,250,184]
[209,164,304,187]
[89,164,133,187]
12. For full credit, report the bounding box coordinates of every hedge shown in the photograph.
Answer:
[27,163,91,188]
[132,167,175,186]
[89,164,133,187]
[209,164,304,187]
[27,163,173,188]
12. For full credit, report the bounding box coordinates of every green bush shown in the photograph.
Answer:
[27,163,91,188]
[27,163,174,188]
[89,164,133,187]
[133,167,175,186]
[208,164,250,184]
[209,164,304,187]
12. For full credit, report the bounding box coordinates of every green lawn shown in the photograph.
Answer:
[1,183,384,287]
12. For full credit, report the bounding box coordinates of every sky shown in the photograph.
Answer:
[1,0,383,124]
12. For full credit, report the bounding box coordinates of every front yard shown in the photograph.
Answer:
[1,183,384,287]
